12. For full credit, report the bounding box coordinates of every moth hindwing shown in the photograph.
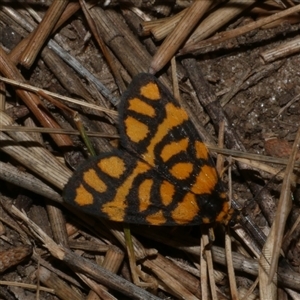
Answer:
[64,73,234,226]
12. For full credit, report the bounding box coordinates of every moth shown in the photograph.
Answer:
[64,73,234,226]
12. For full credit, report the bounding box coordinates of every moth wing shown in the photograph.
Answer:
[64,151,205,225]
[119,74,221,199]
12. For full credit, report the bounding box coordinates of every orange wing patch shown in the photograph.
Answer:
[75,185,93,206]
[195,141,209,160]
[160,138,189,162]
[172,193,199,225]
[138,179,153,212]
[169,162,193,180]
[191,165,218,195]
[140,82,160,100]
[128,98,156,117]
[98,156,125,178]
[160,181,175,206]
[124,116,150,143]
[146,210,166,225]
[83,169,107,193]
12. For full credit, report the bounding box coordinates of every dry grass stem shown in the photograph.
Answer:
[261,35,300,63]
[263,126,300,289]
[101,245,124,273]
[0,112,72,188]
[76,273,117,300]
[0,82,5,111]
[0,245,32,273]
[149,1,212,73]
[0,125,119,139]
[183,0,256,52]
[208,145,300,167]
[142,8,187,40]
[0,280,54,293]
[38,266,83,300]
[202,233,218,300]
[143,258,198,300]
[0,76,118,115]
[19,0,69,68]
[180,4,300,55]
[0,49,73,147]
[90,7,152,77]
[79,0,126,93]
[200,235,208,299]
[0,161,62,203]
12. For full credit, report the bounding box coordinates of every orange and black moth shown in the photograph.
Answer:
[64,73,234,226]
